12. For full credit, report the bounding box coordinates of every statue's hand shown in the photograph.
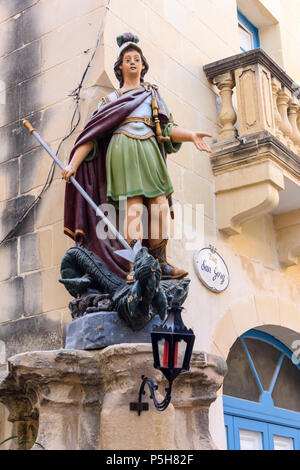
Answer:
[192,132,212,153]
[62,163,76,183]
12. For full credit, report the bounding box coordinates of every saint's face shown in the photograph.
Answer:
[119,49,144,82]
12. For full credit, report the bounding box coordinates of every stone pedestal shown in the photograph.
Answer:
[65,312,159,350]
[0,345,227,450]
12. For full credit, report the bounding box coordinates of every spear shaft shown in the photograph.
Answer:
[22,119,133,254]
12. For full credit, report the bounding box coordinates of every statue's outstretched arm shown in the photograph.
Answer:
[170,126,212,153]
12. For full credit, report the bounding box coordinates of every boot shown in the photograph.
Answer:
[148,238,188,280]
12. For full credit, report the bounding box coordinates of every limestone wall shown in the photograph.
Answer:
[0,0,300,450]
[0,0,241,362]
[0,0,108,363]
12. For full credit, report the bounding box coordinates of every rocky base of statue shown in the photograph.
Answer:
[0,345,227,450]
[60,245,190,332]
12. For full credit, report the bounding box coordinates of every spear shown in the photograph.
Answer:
[22,119,140,263]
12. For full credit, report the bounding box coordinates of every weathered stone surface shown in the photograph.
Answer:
[0,158,19,202]
[0,41,41,90]
[0,346,227,450]
[0,121,26,164]
[172,352,228,450]
[20,233,39,273]
[23,272,42,317]
[22,0,85,45]
[35,181,65,229]
[0,403,12,450]
[0,313,63,361]
[1,0,38,21]
[20,146,53,194]
[0,277,24,323]
[20,231,52,274]
[0,85,20,128]
[0,15,23,58]
[0,111,46,164]
[65,311,162,350]
[0,238,18,282]
[19,56,81,116]
[41,267,72,312]
[0,195,35,240]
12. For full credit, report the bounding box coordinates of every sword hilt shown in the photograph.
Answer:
[22,119,37,134]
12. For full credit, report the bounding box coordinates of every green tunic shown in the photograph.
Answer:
[87,95,182,204]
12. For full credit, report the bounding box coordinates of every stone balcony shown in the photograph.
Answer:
[204,49,300,266]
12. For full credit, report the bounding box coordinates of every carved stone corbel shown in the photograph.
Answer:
[215,160,284,235]
[274,209,300,266]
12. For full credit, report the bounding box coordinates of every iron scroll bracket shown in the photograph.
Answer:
[129,375,172,416]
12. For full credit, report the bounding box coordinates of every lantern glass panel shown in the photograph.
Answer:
[158,338,169,368]
[175,339,187,369]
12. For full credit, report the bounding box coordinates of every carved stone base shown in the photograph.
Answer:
[0,345,227,450]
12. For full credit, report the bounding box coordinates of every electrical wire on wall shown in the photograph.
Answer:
[0,0,111,249]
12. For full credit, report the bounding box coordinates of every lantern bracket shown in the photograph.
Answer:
[129,375,172,416]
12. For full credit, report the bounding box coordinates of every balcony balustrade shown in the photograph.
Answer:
[204,49,300,266]
[204,48,300,155]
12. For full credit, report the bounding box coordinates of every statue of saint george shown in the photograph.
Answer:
[62,32,212,283]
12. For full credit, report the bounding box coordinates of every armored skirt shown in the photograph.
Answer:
[106,133,174,203]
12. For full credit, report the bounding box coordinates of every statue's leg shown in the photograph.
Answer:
[124,195,144,244]
[147,195,188,279]
[124,196,144,283]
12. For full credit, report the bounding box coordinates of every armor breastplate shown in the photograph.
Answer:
[114,95,155,138]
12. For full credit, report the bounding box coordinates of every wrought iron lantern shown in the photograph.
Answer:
[130,302,195,415]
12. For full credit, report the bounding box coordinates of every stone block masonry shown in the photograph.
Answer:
[0,0,78,360]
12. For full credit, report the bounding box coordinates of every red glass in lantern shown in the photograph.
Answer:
[163,340,169,367]
[174,341,178,367]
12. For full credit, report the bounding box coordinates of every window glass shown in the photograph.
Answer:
[224,332,300,451]
[237,10,260,51]
[274,435,294,450]
[272,356,300,412]
[244,338,282,391]
[239,23,253,52]
[224,339,261,402]
[239,429,263,450]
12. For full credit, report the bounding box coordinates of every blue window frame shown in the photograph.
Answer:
[223,329,300,450]
[238,10,260,52]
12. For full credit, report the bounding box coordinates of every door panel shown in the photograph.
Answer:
[269,424,299,450]
[273,435,294,450]
[239,429,263,450]
[233,417,269,450]
[225,415,300,450]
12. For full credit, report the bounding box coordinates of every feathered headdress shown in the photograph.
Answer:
[116,32,143,57]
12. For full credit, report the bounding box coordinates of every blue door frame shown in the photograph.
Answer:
[223,329,300,450]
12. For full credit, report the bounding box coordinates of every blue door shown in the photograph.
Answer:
[223,330,300,450]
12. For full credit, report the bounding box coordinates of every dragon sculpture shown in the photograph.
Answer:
[60,246,190,331]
